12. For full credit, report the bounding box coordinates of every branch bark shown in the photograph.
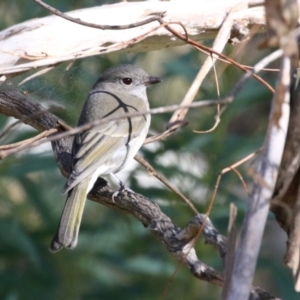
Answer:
[271,63,300,291]
[0,0,266,76]
[225,55,291,300]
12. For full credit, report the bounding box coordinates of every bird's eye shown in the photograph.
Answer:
[122,78,132,85]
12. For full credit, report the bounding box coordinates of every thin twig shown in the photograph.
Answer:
[98,23,163,52]
[217,49,283,120]
[229,49,283,98]
[135,155,199,214]
[0,128,58,158]
[33,0,165,30]
[18,66,56,86]
[0,98,231,157]
[193,104,221,133]
[144,120,188,145]
[0,128,57,151]
[167,12,233,126]
[208,149,263,217]
[0,108,54,141]
[160,20,275,94]
[230,168,250,196]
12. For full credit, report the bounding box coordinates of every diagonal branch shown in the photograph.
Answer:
[0,0,266,76]
[0,88,277,300]
[167,3,243,126]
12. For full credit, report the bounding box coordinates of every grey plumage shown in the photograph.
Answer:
[50,64,161,252]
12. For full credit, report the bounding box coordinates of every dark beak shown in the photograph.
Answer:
[144,76,162,86]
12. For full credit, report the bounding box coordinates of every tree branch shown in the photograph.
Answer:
[225,55,291,300]
[0,88,277,299]
[0,0,266,76]
[33,0,165,30]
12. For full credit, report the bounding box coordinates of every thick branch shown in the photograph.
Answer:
[0,88,224,282]
[0,0,266,76]
[226,56,291,300]
[0,88,277,299]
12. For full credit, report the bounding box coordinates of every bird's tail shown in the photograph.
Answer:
[49,176,91,252]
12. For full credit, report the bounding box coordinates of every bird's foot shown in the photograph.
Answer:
[112,182,134,201]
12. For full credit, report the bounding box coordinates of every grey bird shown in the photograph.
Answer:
[50,64,161,252]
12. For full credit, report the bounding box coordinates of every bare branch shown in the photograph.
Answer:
[33,0,165,30]
[225,55,291,300]
[167,4,242,126]
[0,96,231,157]
[0,0,266,76]
[134,154,199,214]
[0,88,278,300]
[0,127,57,157]
[160,21,275,96]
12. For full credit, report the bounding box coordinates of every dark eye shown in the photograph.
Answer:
[122,78,132,85]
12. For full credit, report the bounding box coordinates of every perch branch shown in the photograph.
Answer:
[0,88,277,300]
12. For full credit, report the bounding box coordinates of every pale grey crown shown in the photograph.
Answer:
[92,64,161,100]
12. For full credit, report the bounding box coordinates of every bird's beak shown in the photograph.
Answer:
[144,76,162,86]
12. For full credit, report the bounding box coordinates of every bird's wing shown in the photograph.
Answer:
[62,91,149,193]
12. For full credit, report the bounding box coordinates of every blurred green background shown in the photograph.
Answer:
[0,1,299,299]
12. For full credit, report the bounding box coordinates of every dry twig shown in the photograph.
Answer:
[0,98,231,158]
[33,0,165,30]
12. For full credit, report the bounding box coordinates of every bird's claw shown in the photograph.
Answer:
[112,183,134,201]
